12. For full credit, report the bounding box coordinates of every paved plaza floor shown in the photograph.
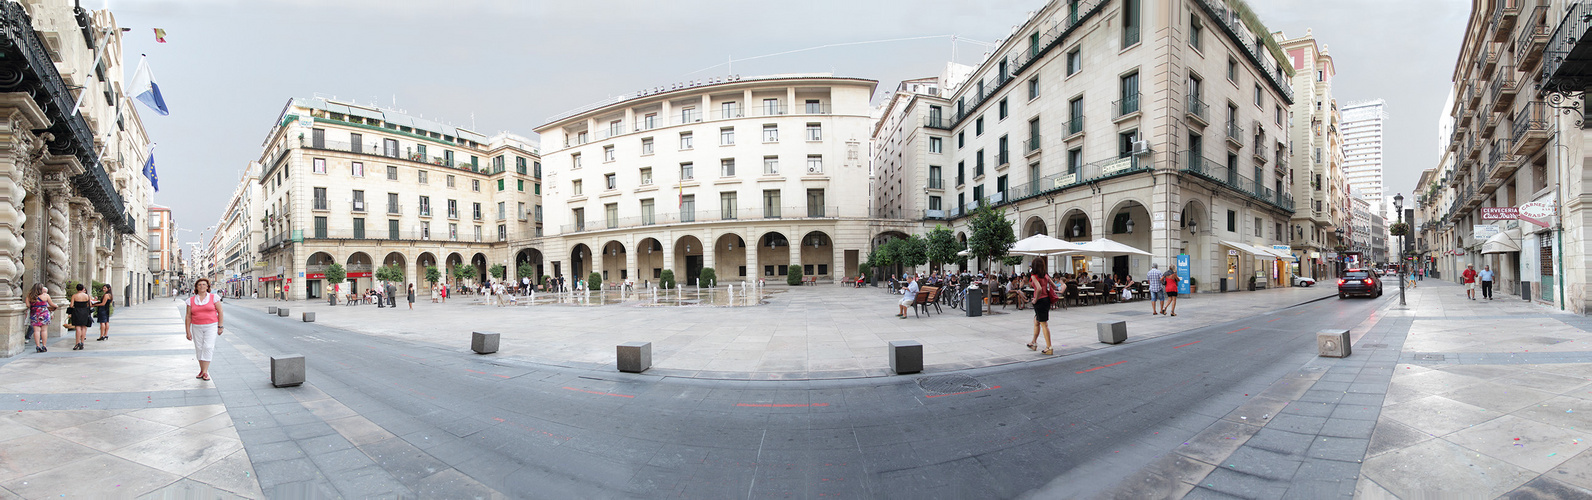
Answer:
[228,283,1336,379]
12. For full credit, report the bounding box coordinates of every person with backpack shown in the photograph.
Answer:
[1025,257,1057,355]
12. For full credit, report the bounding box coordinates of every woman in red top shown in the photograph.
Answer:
[1162,272,1180,316]
[184,278,225,381]
[1026,257,1056,355]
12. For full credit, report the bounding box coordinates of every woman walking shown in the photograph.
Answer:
[1025,257,1057,355]
[183,278,224,381]
[93,284,113,341]
[406,283,415,310]
[67,284,92,350]
[1161,271,1179,316]
[26,284,55,352]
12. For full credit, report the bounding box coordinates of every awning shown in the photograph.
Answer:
[1221,240,1272,258]
[1481,228,1522,254]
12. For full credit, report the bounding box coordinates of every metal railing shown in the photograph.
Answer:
[1489,65,1517,108]
[1191,0,1295,103]
[1225,121,1245,146]
[561,205,840,234]
[1518,6,1551,67]
[1543,2,1590,85]
[944,156,1150,220]
[1066,116,1084,136]
[1113,94,1140,118]
[929,177,944,189]
[1025,135,1042,154]
[302,139,481,171]
[925,116,952,130]
[1181,150,1294,212]
[1512,100,1549,144]
[1188,99,1209,122]
[941,0,1107,129]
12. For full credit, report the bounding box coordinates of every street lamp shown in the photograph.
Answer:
[1394,193,1405,306]
[1335,228,1345,276]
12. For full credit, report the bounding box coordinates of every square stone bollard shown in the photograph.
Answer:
[617,342,652,373]
[277,308,290,317]
[889,340,923,375]
[271,354,305,388]
[302,312,315,322]
[267,306,278,314]
[1318,329,1352,358]
[472,331,500,354]
[1097,321,1127,344]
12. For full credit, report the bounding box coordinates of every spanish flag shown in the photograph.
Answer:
[153,28,166,43]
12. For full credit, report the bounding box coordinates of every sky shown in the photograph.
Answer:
[110,0,1467,246]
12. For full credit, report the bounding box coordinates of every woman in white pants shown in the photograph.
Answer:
[184,278,224,381]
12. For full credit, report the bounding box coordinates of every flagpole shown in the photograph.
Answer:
[71,27,112,117]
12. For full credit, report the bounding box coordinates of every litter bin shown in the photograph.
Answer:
[965,287,983,317]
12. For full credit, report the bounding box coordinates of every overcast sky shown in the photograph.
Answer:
[111,0,1466,245]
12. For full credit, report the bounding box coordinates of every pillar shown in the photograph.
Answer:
[0,96,45,357]
[745,232,759,283]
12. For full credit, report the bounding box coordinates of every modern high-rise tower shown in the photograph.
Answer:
[1340,100,1386,207]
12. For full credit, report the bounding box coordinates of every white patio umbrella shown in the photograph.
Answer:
[1007,233,1084,256]
[1069,238,1153,257]
[956,249,973,257]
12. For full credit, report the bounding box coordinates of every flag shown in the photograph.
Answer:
[153,28,166,43]
[142,144,158,192]
[130,55,169,116]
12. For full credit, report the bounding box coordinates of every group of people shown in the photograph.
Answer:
[1461,263,1496,300]
[25,283,114,353]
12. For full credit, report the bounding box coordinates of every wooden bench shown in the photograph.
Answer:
[922,286,942,315]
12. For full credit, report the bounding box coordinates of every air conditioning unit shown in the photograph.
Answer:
[807,165,822,174]
[1131,140,1151,156]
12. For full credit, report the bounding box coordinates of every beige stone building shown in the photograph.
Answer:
[1278,31,1350,280]
[534,75,877,286]
[252,97,542,300]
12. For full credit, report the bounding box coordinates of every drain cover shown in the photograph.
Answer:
[918,374,987,395]
[1416,353,1446,361]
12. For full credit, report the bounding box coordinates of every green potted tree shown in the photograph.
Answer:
[325,263,347,303]
[786,265,802,286]
[588,272,603,291]
[659,270,676,289]
[489,264,506,281]
[699,267,717,288]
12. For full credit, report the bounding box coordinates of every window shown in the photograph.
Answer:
[973,184,984,203]
[418,170,428,184]
[572,153,582,169]
[680,162,694,180]
[518,179,524,191]
[681,106,699,123]
[975,116,984,136]
[680,132,693,150]
[474,225,482,242]
[313,187,327,210]
[1228,57,1238,81]
[806,99,822,114]
[1119,72,1140,116]
[999,98,1009,120]
[930,137,943,153]
[312,128,325,148]
[1122,0,1140,46]
[444,150,454,166]
[998,136,1010,165]
[764,98,780,115]
[1067,48,1081,76]
[350,133,363,153]
[957,131,965,149]
[763,156,779,175]
[1190,14,1203,51]
[312,158,326,174]
[518,202,526,220]
[763,189,781,218]
[721,101,740,118]
[603,146,615,162]
[471,179,481,192]
[640,167,653,185]
[608,120,622,137]
[806,155,823,174]
[1028,77,1040,100]
[473,202,482,221]
[1254,217,1263,237]
[419,196,431,216]
[720,127,735,145]
[680,195,695,222]
[1254,84,1263,107]
[387,192,399,214]
[721,192,738,219]
[389,219,400,240]
[497,179,505,191]
[641,138,654,155]
[806,123,822,141]
[534,204,542,222]
[535,183,541,194]
[498,202,507,220]
[352,218,365,239]
[957,161,965,185]
[351,162,364,177]
[498,224,506,241]
[929,165,943,189]
[996,175,1008,200]
[1068,148,1083,174]
[807,189,825,217]
[976,149,985,177]
[1275,105,1283,126]
[641,199,655,225]
[448,199,458,218]
[446,175,455,188]
[352,190,365,211]
[1227,210,1237,232]
[572,179,583,196]
[516,156,527,174]
[314,216,327,238]
[759,124,778,143]
[447,223,457,240]
[605,173,617,190]
[929,196,942,210]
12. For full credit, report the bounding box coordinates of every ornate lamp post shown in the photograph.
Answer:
[1394,193,1405,306]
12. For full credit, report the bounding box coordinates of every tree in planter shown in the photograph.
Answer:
[857,262,872,285]
[786,264,802,286]
[517,263,535,282]
[325,263,347,293]
[699,267,717,288]
[967,205,1017,271]
[375,265,404,285]
[925,225,959,272]
[452,264,478,287]
[894,235,929,273]
[659,270,676,289]
[588,272,603,291]
[424,266,441,288]
[489,264,506,281]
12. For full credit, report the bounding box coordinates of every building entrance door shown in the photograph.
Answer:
[685,256,703,286]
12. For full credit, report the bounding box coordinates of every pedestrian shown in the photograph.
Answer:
[1146,263,1166,315]
[385,281,397,308]
[183,278,223,381]
[896,274,919,319]
[1026,257,1056,355]
[407,283,416,309]
[67,284,92,350]
[1480,265,1495,300]
[1162,270,1179,316]
[1462,264,1478,300]
[327,283,336,306]
[26,283,55,352]
[93,284,112,341]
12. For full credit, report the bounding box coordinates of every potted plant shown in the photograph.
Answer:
[1188,277,1198,293]
[699,267,717,288]
[1248,275,1259,291]
[588,272,603,291]
[659,270,675,289]
[1389,222,1410,237]
[786,266,802,286]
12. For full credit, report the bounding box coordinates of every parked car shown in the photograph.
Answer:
[1293,276,1317,287]
[1338,269,1383,299]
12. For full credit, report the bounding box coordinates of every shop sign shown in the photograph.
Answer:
[1519,201,1555,227]
[1480,207,1518,220]
[306,273,325,279]
[1473,225,1501,239]
[347,272,372,278]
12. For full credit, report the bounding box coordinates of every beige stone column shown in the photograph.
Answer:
[0,96,46,357]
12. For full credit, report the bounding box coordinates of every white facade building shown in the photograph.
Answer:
[1340,99,1387,207]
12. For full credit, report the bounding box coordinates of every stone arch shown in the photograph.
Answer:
[305,252,335,300]
[1104,199,1152,279]
[570,243,593,282]
[872,230,910,249]
[515,248,544,282]
[758,231,790,279]
[800,231,833,279]
[381,252,408,285]
[637,238,664,285]
[1024,216,1049,237]
[714,233,746,280]
[346,252,373,293]
[1060,208,1092,242]
[1180,199,1211,291]
[471,253,488,284]
[444,253,464,285]
[674,235,703,285]
[601,240,627,283]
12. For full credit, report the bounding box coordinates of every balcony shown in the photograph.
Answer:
[1491,0,1520,43]
[1024,135,1042,156]
[925,116,951,130]
[1187,99,1209,126]
[1225,122,1245,149]
[1113,94,1140,120]
[1478,42,1501,79]
[560,206,840,234]
[928,177,944,189]
[1458,102,1474,127]
[1252,142,1270,163]
[1518,6,1551,68]
[1543,1,1592,92]
[1065,116,1085,137]
[1467,132,1483,160]
[1181,151,1294,212]
[302,139,481,172]
[997,151,1010,167]
[1190,0,1296,103]
[1512,101,1551,157]
[1480,110,1501,135]
[633,117,663,133]
[301,229,495,244]
[1491,140,1524,181]
[1490,65,1518,112]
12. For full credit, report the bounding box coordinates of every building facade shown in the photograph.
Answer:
[251,97,543,300]
[1340,99,1387,212]
[148,206,180,296]
[1279,31,1349,280]
[535,75,877,286]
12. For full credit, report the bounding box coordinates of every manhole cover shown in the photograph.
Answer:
[1361,343,1388,349]
[1112,311,1150,316]
[918,374,987,395]
[1416,353,1446,361]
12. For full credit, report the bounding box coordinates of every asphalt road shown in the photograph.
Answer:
[222,287,1391,498]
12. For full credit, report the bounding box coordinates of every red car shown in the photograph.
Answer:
[1338,269,1383,299]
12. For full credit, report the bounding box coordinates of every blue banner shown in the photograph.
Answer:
[1176,254,1191,294]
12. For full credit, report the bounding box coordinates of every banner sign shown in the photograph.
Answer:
[306,273,325,279]
[1480,207,1518,220]
[1519,201,1555,227]
[1176,254,1190,294]
[347,272,372,278]
[1473,225,1501,239]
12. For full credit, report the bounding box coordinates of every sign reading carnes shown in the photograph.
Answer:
[1519,201,1556,227]
[1480,207,1519,220]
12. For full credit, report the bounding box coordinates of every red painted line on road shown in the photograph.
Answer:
[736,403,831,408]
[1076,361,1127,374]
[562,386,636,398]
[925,386,1002,398]
[1172,341,1201,349]
[1266,318,1279,323]
[1227,327,1251,334]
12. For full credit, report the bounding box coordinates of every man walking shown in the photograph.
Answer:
[385,281,397,308]
[1480,265,1495,300]
[1146,263,1166,315]
[1462,264,1478,300]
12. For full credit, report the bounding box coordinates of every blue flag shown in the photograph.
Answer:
[131,56,169,116]
[143,145,158,191]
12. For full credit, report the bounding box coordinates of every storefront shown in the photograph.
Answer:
[1220,241,1277,291]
